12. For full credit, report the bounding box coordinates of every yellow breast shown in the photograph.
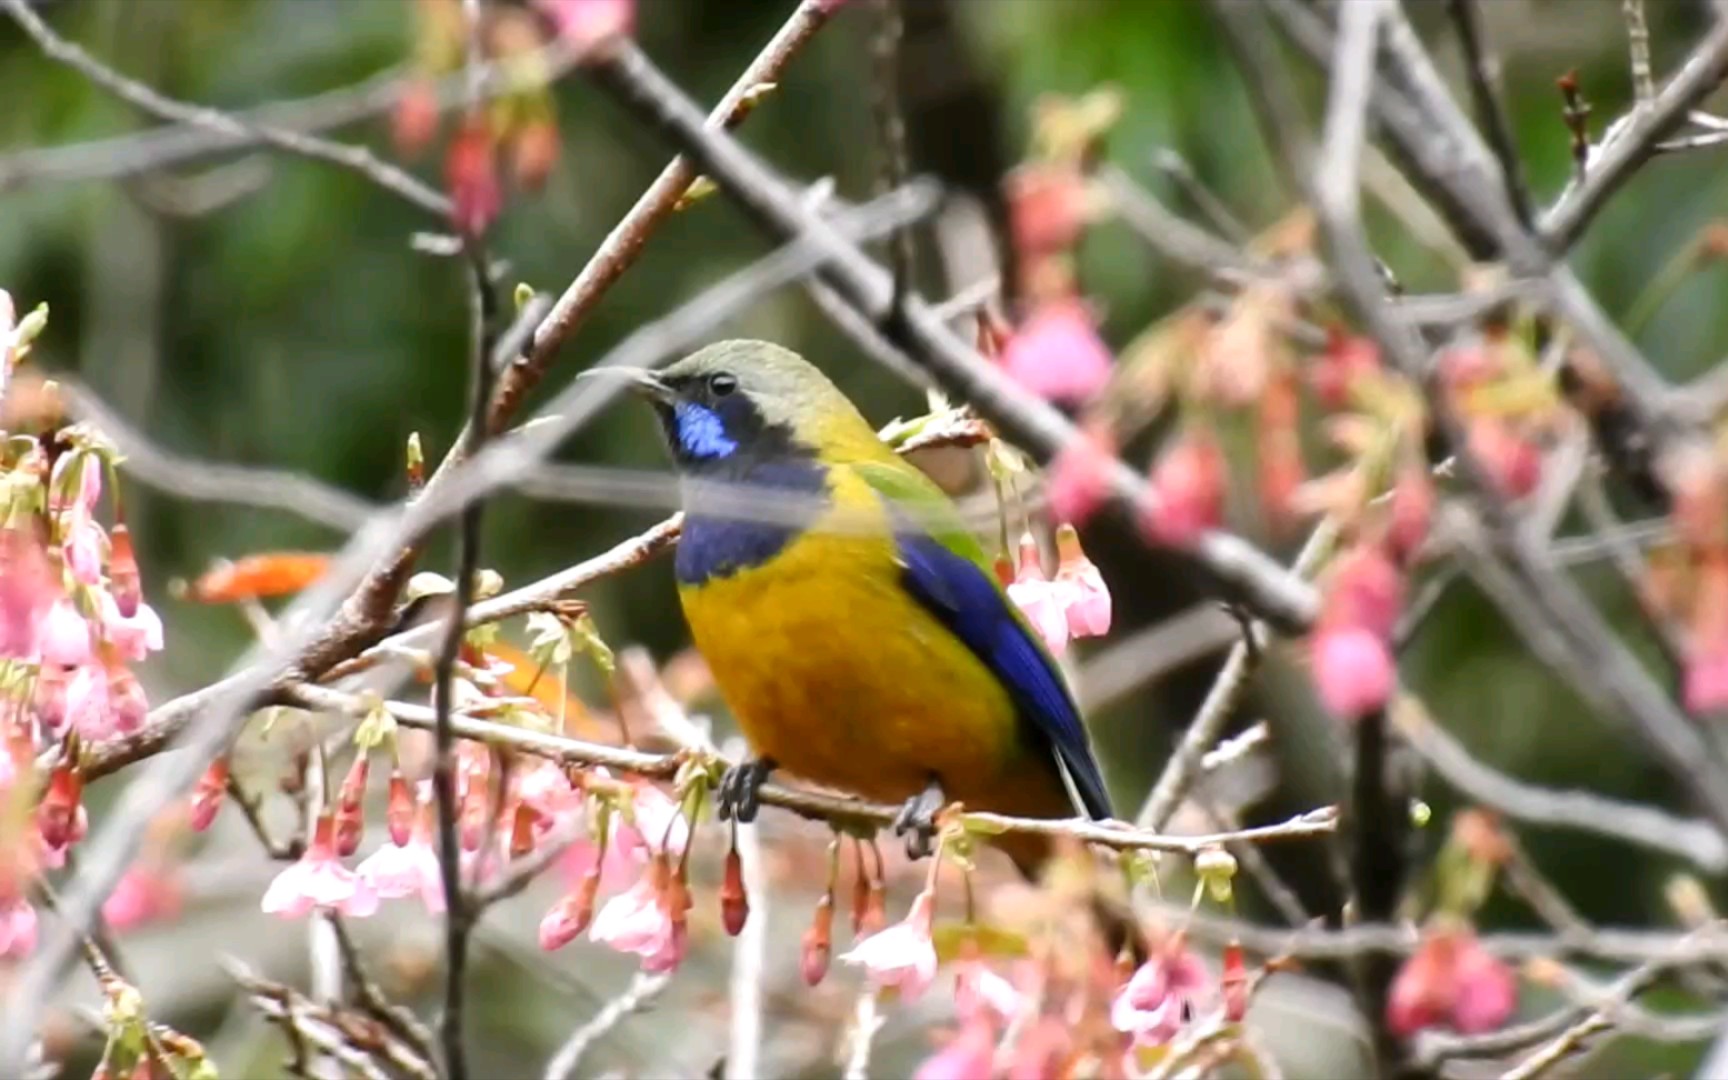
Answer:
[677,471,1040,810]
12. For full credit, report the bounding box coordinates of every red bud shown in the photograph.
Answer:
[801,893,834,986]
[721,845,749,936]
[37,760,84,850]
[387,768,414,847]
[334,753,369,857]
[190,756,229,832]
[1222,941,1248,1022]
[509,801,537,860]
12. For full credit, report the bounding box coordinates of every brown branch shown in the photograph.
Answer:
[286,680,1339,856]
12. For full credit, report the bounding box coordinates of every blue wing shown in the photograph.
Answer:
[895,531,1113,820]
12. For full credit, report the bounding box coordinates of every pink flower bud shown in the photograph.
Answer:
[105,664,148,734]
[334,753,370,858]
[445,120,501,238]
[1140,430,1226,548]
[37,760,84,851]
[1468,421,1542,501]
[1310,331,1380,409]
[1311,626,1395,720]
[538,0,635,50]
[38,599,91,668]
[387,767,414,847]
[1387,922,1516,1037]
[1006,163,1088,263]
[999,298,1114,407]
[1387,464,1435,565]
[190,756,230,832]
[802,893,834,986]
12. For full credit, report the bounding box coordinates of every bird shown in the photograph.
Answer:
[612,339,1113,879]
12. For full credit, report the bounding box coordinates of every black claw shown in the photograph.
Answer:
[892,777,945,860]
[717,757,775,823]
[1220,601,1261,664]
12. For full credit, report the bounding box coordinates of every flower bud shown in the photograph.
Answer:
[1222,941,1248,1022]
[721,844,749,936]
[387,767,414,847]
[108,524,141,618]
[334,753,370,858]
[801,892,834,986]
[1140,430,1226,549]
[106,664,147,734]
[37,759,84,850]
[190,756,229,832]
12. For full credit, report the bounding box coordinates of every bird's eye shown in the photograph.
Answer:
[707,372,739,397]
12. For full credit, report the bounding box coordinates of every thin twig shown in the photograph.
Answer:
[1624,0,1657,109]
[0,0,449,217]
[1444,0,1533,225]
[289,680,1339,854]
[542,971,672,1080]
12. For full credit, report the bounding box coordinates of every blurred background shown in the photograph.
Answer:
[5,0,1728,1074]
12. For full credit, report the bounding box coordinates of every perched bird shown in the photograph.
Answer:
[616,340,1113,877]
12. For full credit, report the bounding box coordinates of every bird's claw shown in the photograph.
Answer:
[892,778,946,860]
[717,757,775,823]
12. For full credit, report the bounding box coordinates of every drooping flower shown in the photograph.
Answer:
[1140,429,1226,548]
[1005,533,1069,655]
[189,756,230,832]
[998,298,1114,407]
[95,592,163,662]
[108,523,141,618]
[357,834,445,914]
[511,117,561,190]
[1386,462,1435,566]
[540,867,602,951]
[261,814,379,919]
[1110,936,1214,1046]
[1006,163,1089,264]
[720,844,749,936]
[589,860,682,971]
[802,892,835,986]
[839,890,939,1001]
[1054,524,1111,639]
[1387,921,1517,1038]
[334,753,370,858]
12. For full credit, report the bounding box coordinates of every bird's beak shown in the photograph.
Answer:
[578,365,675,404]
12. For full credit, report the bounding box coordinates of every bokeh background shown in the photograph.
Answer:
[5,0,1728,1075]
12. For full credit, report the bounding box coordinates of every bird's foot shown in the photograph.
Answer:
[717,756,776,823]
[892,777,947,860]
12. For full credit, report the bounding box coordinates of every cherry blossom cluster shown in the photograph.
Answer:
[0,291,166,961]
[396,0,637,236]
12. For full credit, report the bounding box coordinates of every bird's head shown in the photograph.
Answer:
[609,340,875,471]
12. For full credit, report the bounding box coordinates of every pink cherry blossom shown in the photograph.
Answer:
[1006,533,1070,655]
[617,781,689,860]
[38,598,91,667]
[1387,922,1517,1037]
[96,591,163,661]
[49,451,101,517]
[262,815,379,919]
[955,959,1026,1023]
[1311,626,1396,720]
[839,890,938,1001]
[914,1017,998,1080]
[1054,525,1111,639]
[589,870,681,971]
[1310,331,1380,409]
[357,836,446,913]
[1326,544,1403,643]
[105,663,148,734]
[62,664,112,741]
[1468,420,1543,502]
[0,895,37,958]
[1140,431,1226,549]
[999,298,1114,407]
[1111,938,1214,1046]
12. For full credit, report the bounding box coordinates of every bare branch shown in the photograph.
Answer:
[0,0,450,217]
[542,971,671,1080]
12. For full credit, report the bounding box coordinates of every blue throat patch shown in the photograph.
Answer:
[673,402,739,460]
